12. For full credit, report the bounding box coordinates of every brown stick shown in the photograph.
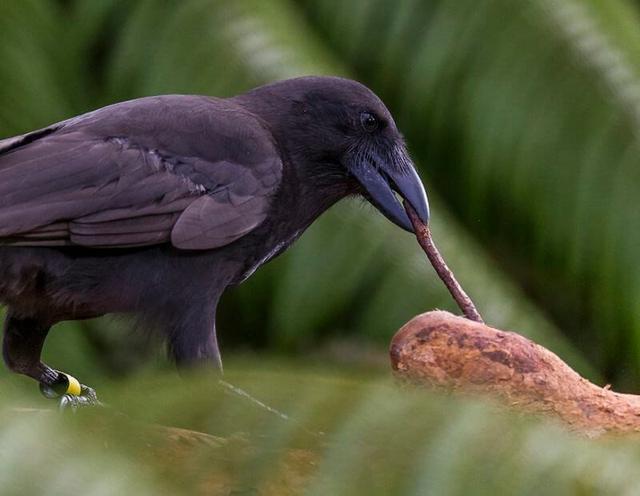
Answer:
[390,311,640,436]
[404,202,484,323]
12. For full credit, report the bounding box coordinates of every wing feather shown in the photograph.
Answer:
[0,96,282,250]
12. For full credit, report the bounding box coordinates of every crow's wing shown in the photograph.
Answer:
[0,96,282,249]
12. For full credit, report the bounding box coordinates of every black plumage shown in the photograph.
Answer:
[0,76,429,401]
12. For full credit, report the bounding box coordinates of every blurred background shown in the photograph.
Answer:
[5,1,640,494]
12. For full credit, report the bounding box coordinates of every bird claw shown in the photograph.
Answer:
[39,374,102,412]
[58,385,101,412]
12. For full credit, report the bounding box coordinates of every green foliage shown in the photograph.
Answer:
[2,366,640,495]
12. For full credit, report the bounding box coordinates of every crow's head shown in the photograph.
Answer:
[241,76,429,231]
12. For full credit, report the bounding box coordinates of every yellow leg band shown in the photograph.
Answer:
[64,374,82,396]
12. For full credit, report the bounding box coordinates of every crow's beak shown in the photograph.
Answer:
[351,159,429,232]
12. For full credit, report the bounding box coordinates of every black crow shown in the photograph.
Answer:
[0,76,429,406]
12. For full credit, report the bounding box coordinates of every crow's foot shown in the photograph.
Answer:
[39,373,101,411]
[58,385,100,411]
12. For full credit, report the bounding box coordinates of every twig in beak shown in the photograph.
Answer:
[404,201,484,323]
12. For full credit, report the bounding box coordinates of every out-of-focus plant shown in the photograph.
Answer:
[2,367,640,495]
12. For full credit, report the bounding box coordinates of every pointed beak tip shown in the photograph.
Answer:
[417,199,430,225]
[400,182,430,230]
[401,199,429,233]
[350,157,429,233]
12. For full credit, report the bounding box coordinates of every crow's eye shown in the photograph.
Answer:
[360,112,378,132]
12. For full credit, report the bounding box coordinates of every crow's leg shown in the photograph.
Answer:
[2,311,99,409]
[168,314,223,372]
